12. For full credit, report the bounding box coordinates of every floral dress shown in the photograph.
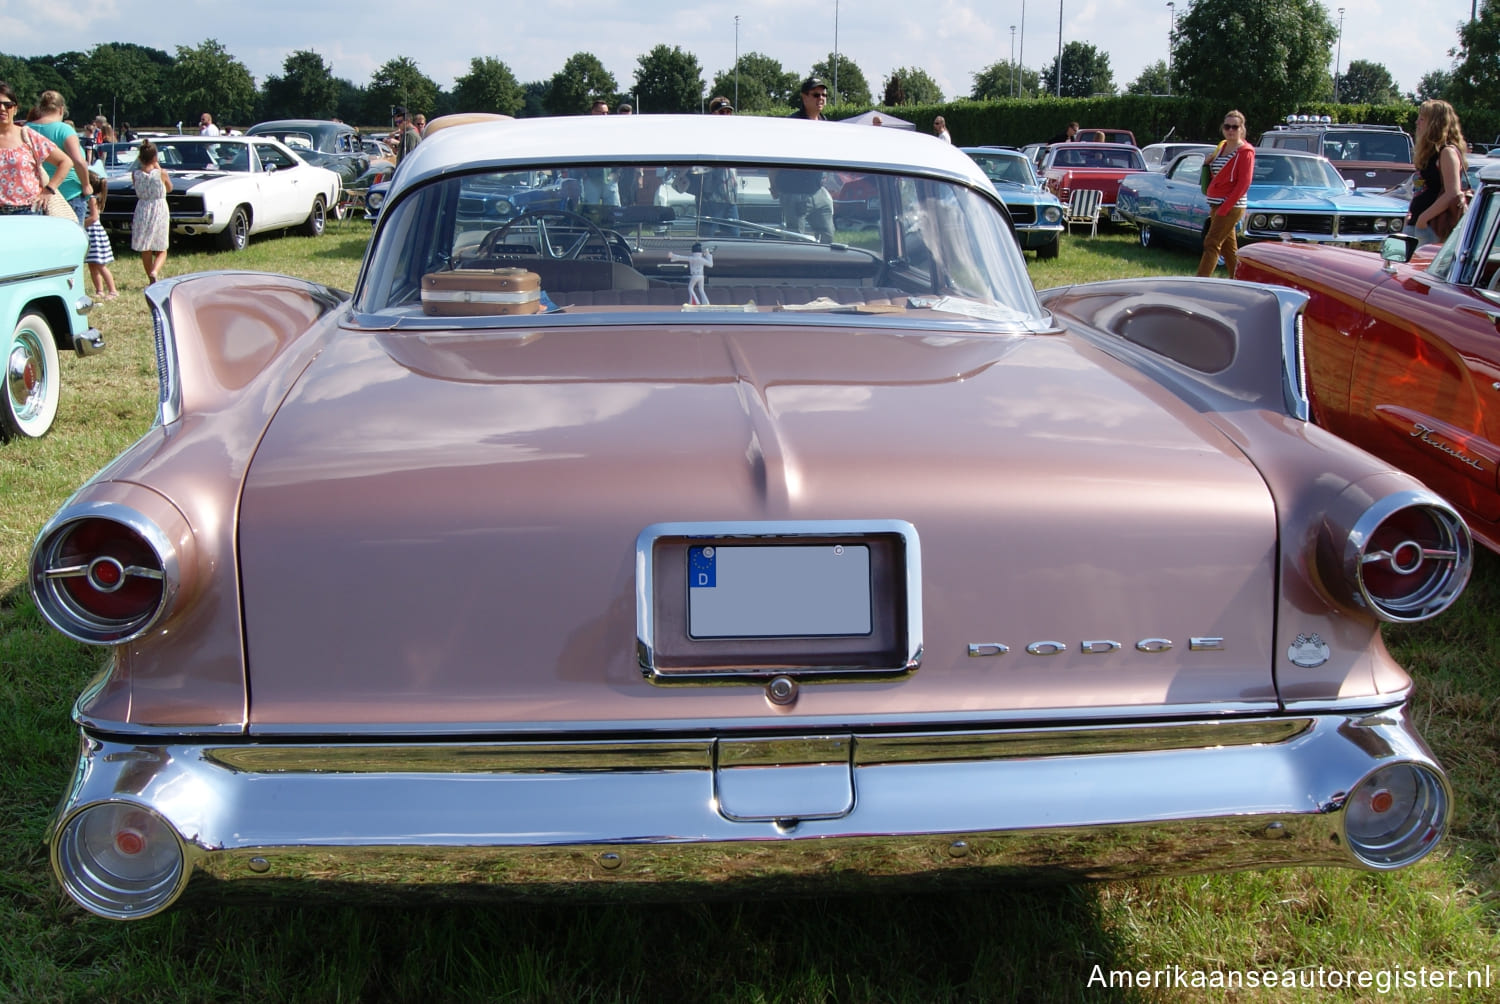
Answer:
[0,129,55,209]
[130,167,169,252]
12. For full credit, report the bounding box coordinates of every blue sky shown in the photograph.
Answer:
[7,0,1469,106]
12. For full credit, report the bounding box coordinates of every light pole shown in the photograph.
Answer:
[1055,0,1063,97]
[1165,2,1174,96]
[1010,25,1017,97]
[733,14,740,112]
[1334,7,1345,103]
[833,0,840,103]
[1019,0,1026,97]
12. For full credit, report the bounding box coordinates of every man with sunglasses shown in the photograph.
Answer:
[772,77,835,241]
[390,107,421,165]
[789,77,829,121]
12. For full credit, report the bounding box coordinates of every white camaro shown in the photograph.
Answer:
[100,136,342,251]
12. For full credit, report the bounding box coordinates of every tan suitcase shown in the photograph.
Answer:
[421,268,542,316]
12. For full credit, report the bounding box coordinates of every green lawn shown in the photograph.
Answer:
[1,226,1495,1003]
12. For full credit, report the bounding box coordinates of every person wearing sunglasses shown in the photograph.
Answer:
[1198,110,1255,278]
[0,81,74,215]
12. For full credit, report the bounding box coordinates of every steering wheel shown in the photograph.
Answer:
[485,209,612,260]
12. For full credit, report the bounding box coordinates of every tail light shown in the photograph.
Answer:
[31,501,189,644]
[1341,762,1449,869]
[1340,492,1471,622]
[53,802,188,919]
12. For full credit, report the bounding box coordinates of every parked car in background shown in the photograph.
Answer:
[1077,128,1136,146]
[1378,153,1494,204]
[1117,148,1409,250]
[2,216,104,440]
[1140,142,1215,172]
[961,146,1064,258]
[1237,160,1500,551]
[1038,141,1148,218]
[1259,118,1414,193]
[245,119,373,190]
[32,114,1470,921]
[88,140,142,180]
[99,136,342,251]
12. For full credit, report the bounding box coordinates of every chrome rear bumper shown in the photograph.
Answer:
[49,709,1448,919]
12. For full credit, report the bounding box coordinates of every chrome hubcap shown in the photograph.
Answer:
[7,336,45,421]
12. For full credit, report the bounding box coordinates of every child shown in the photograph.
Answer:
[83,171,117,299]
[130,140,172,283]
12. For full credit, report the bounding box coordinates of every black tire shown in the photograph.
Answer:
[215,206,251,251]
[1138,224,1154,248]
[1037,236,1060,259]
[301,196,327,237]
[3,310,61,440]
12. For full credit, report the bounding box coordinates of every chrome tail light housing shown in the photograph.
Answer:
[30,499,192,644]
[52,802,189,919]
[1341,762,1449,869]
[1325,490,1472,623]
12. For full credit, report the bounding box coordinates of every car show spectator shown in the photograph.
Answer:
[789,77,828,120]
[933,115,952,143]
[0,81,72,214]
[83,169,117,299]
[709,96,733,115]
[119,121,137,141]
[590,99,610,115]
[616,102,633,115]
[1049,121,1080,143]
[131,139,172,283]
[775,78,834,242]
[1410,99,1469,244]
[390,107,421,164]
[1198,109,1255,278]
[26,90,93,223]
[413,113,427,134]
[199,113,221,136]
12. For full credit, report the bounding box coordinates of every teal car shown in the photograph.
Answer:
[961,146,1064,259]
[2,216,104,440]
[1117,148,1410,250]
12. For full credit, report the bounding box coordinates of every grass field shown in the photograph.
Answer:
[1,225,1496,1002]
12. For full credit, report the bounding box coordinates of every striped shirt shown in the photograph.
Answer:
[1206,148,1250,210]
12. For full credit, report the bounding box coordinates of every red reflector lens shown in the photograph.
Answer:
[55,519,164,624]
[114,828,146,856]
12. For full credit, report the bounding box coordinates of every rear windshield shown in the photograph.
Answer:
[357,160,1045,330]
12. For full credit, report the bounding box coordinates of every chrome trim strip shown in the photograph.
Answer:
[635,520,923,682]
[49,710,1446,917]
[144,278,186,427]
[0,264,78,286]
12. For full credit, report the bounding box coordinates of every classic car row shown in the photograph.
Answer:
[29,114,1470,919]
[2,216,105,440]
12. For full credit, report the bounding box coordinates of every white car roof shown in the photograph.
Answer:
[393,115,993,194]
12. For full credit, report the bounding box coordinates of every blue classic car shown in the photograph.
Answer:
[961,147,1064,258]
[1116,148,1410,250]
[2,216,104,440]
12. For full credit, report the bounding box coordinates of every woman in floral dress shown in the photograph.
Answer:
[130,140,172,282]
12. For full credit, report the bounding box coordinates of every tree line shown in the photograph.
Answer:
[2,0,1495,129]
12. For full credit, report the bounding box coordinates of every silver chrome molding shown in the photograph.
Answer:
[50,709,1446,918]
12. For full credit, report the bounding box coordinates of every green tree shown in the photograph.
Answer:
[72,44,171,126]
[1449,0,1500,106]
[633,44,702,113]
[1413,68,1453,102]
[1174,0,1336,110]
[0,55,46,110]
[970,60,1041,99]
[261,50,341,120]
[519,81,549,118]
[811,53,871,106]
[1039,41,1115,98]
[709,52,797,113]
[335,78,367,125]
[365,56,439,124]
[453,56,524,116]
[882,67,942,104]
[1126,60,1173,96]
[545,52,617,115]
[170,39,257,126]
[1337,59,1400,105]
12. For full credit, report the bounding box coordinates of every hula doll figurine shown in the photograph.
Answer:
[668,242,714,304]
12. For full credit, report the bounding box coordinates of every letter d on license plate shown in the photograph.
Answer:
[688,545,871,638]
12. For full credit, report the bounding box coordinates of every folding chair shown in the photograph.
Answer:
[1065,189,1103,237]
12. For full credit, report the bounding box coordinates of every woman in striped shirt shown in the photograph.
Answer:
[1198,110,1255,277]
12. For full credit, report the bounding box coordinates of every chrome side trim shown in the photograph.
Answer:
[50,710,1445,918]
[0,264,78,286]
[144,278,185,427]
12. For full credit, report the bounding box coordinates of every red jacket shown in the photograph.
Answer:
[1205,143,1254,216]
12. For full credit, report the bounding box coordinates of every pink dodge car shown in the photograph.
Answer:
[32,114,1468,919]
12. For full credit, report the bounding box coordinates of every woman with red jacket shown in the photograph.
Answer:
[1198,110,1255,277]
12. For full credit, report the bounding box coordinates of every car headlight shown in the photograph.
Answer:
[366,190,385,212]
[1374,218,1389,232]
[1391,218,1406,232]
[1269,214,1286,230]
[1250,214,1268,229]
[1042,206,1062,224]
[491,198,515,217]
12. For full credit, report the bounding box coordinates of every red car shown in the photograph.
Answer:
[1236,161,1500,550]
[1038,142,1147,215]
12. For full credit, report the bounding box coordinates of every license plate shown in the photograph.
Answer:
[688,544,871,638]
